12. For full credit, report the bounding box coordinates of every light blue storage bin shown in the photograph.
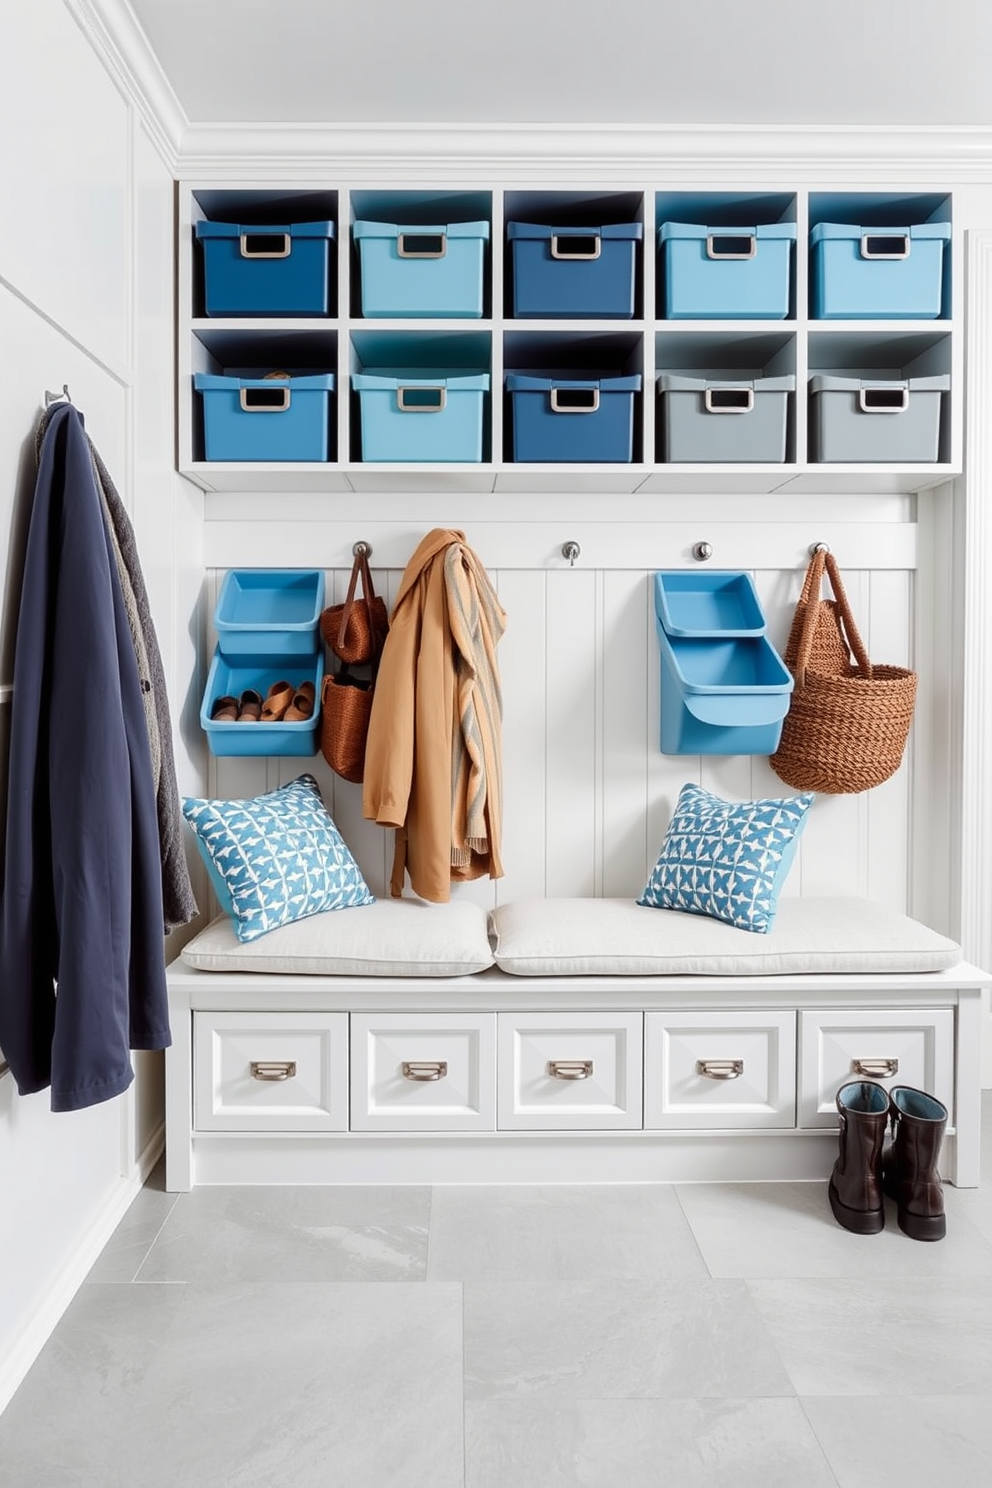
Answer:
[505,374,641,462]
[507,222,643,319]
[658,371,793,462]
[659,222,796,319]
[352,370,489,461]
[194,373,334,462]
[810,222,951,319]
[353,221,489,318]
[214,570,324,658]
[656,622,793,756]
[201,650,324,758]
[654,571,765,638]
[195,220,335,316]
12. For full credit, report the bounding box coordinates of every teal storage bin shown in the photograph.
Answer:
[195,220,335,316]
[201,650,324,758]
[658,371,793,462]
[659,222,796,319]
[194,373,334,462]
[654,571,765,638]
[507,222,643,318]
[353,221,489,318]
[656,623,793,756]
[506,373,641,462]
[214,570,324,658]
[352,370,489,461]
[809,374,948,462]
[810,222,950,319]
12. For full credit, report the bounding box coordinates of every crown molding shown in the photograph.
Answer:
[65,0,185,170]
[177,122,992,183]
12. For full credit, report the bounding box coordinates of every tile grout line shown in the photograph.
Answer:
[795,1397,845,1488]
[129,1192,183,1284]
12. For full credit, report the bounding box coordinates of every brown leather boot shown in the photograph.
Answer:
[883,1086,947,1241]
[828,1081,889,1234]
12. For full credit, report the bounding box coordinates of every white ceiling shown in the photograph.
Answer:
[128,0,992,129]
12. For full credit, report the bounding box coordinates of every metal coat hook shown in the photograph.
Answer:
[809,542,830,557]
[561,541,580,566]
[352,541,372,558]
[44,384,72,407]
[692,541,713,562]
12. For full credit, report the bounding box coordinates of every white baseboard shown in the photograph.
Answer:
[0,1124,164,1417]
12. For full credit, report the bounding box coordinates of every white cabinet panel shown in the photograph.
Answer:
[799,1008,954,1128]
[194,1012,348,1131]
[350,1013,496,1131]
[644,1011,797,1129]
[497,1012,643,1130]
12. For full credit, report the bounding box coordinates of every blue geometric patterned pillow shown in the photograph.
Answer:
[182,774,374,943]
[638,783,815,934]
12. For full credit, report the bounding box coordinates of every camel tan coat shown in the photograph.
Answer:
[362,529,506,901]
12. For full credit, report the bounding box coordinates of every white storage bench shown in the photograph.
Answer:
[164,897,987,1191]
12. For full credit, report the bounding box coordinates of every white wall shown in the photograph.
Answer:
[0,0,202,1412]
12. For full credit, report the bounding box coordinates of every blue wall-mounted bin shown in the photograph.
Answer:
[656,625,793,756]
[810,222,951,319]
[214,570,325,658]
[654,571,766,638]
[657,372,793,462]
[195,220,335,316]
[658,222,796,320]
[507,222,642,319]
[194,373,334,462]
[506,373,641,462]
[201,650,324,757]
[353,221,489,318]
[352,370,488,461]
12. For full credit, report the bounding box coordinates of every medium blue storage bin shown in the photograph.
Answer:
[214,570,324,658]
[353,221,489,318]
[195,220,335,316]
[658,221,797,319]
[194,373,334,462]
[656,622,793,756]
[506,374,641,462]
[352,370,489,461]
[507,222,643,318]
[810,221,951,319]
[200,650,324,758]
[654,571,765,638]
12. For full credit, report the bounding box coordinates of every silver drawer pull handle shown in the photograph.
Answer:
[549,387,599,415]
[550,234,601,261]
[860,232,910,260]
[397,231,447,259]
[240,387,290,413]
[547,1059,593,1080]
[858,387,908,415]
[240,231,291,259]
[704,387,754,415]
[852,1057,899,1078]
[706,233,756,261]
[250,1060,297,1082]
[697,1059,744,1081]
[396,386,446,413]
[402,1060,448,1082]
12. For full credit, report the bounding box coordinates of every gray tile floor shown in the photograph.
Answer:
[2,1100,992,1488]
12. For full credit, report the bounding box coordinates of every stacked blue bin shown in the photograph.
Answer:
[653,571,793,755]
[194,373,335,462]
[658,222,796,319]
[195,220,336,316]
[200,570,325,757]
[507,222,642,318]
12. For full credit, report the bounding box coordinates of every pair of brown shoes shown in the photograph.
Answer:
[211,688,262,723]
[261,679,316,723]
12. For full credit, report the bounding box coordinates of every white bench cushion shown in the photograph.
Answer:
[181,897,495,977]
[489,897,961,977]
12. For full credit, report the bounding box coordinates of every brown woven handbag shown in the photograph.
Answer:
[319,664,374,784]
[769,548,918,795]
[319,550,389,666]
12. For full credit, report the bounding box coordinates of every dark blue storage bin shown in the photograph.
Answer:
[507,223,642,318]
[214,570,324,658]
[201,650,324,758]
[810,221,951,319]
[194,373,334,462]
[659,221,796,319]
[506,374,641,462]
[195,220,335,316]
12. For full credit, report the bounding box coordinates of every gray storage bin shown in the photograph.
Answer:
[809,374,949,462]
[657,372,793,462]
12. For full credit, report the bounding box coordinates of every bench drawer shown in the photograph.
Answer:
[644,1012,797,1129]
[799,1008,955,1128]
[497,1012,643,1130]
[350,1013,496,1131]
[193,1012,349,1131]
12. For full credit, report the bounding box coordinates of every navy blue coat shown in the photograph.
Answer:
[0,405,170,1111]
